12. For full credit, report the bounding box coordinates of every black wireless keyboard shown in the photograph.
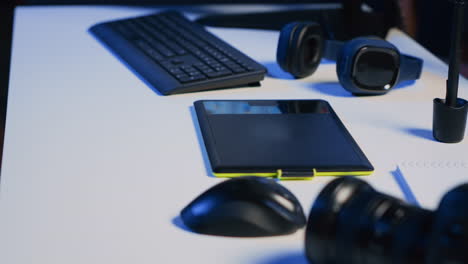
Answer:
[90,11,267,95]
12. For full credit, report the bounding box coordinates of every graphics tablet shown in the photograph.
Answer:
[194,100,374,180]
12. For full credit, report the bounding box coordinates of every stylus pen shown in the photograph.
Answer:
[446,0,465,107]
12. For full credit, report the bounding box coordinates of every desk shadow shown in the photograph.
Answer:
[189,106,216,178]
[263,61,296,79]
[394,80,416,90]
[263,60,335,80]
[391,166,421,207]
[254,251,309,264]
[307,82,354,98]
[404,128,436,142]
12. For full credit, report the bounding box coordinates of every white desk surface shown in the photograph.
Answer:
[1,5,467,264]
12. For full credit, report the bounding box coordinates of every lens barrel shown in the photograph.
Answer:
[305,177,468,264]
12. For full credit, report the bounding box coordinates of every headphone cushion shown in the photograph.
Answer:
[277,22,301,75]
[277,22,323,78]
[336,37,399,95]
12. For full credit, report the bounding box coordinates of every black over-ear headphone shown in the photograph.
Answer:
[276,21,424,95]
[276,22,325,78]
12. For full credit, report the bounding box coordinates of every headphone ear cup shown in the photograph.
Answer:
[277,22,324,78]
[336,37,399,95]
[277,22,299,75]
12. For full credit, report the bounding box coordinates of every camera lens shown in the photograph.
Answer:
[305,177,434,264]
[426,184,468,264]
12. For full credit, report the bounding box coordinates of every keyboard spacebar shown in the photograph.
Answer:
[206,71,231,78]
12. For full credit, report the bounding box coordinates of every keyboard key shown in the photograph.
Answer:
[170,58,184,65]
[207,70,231,78]
[178,75,206,83]
[169,68,184,75]
[201,68,214,74]
[231,67,246,73]
[188,71,202,77]
[214,66,229,72]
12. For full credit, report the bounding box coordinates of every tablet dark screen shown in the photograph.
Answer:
[194,100,373,175]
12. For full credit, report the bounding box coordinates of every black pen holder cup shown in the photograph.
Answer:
[433,98,468,143]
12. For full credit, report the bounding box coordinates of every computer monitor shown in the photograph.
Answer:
[13,0,400,41]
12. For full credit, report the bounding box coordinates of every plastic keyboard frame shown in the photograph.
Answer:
[89,11,267,95]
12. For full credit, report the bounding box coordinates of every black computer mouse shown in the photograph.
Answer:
[180,176,307,237]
